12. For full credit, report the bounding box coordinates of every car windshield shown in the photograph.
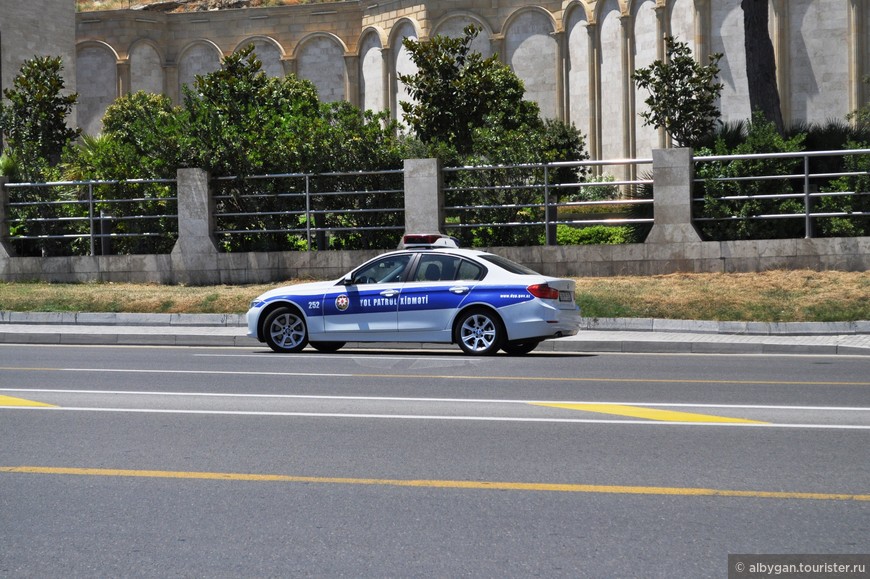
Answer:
[478,254,541,276]
[350,254,412,284]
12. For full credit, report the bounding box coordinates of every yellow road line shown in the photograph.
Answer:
[0,395,57,408]
[532,402,767,424]
[2,466,867,501]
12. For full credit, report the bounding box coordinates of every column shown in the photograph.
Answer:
[344,54,360,107]
[553,30,566,122]
[587,22,601,161]
[117,58,131,97]
[771,0,791,127]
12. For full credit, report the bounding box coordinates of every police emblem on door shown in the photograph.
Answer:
[335,294,350,311]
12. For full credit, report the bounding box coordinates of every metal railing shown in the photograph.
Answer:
[212,169,404,251]
[443,158,655,246]
[3,178,178,256]
[693,149,870,239]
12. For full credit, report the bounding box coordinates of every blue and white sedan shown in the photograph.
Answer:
[246,235,581,355]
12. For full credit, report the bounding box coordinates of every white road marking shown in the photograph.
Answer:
[2,388,869,429]
[2,405,870,429]
[1,387,869,412]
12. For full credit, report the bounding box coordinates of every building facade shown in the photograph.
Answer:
[63,0,870,158]
[1,0,76,116]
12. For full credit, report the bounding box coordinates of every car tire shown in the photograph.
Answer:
[309,341,345,353]
[263,306,308,353]
[455,308,504,356]
[501,340,540,355]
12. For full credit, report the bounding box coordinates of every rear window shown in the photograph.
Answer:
[478,254,540,276]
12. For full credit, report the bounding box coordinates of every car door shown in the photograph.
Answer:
[398,254,484,332]
[322,254,411,333]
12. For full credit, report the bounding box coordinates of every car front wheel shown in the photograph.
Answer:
[455,309,504,355]
[263,307,308,353]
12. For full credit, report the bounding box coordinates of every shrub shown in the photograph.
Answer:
[544,225,632,246]
[695,113,806,240]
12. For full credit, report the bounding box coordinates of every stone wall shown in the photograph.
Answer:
[2,153,868,285]
[73,0,869,157]
[1,0,76,116]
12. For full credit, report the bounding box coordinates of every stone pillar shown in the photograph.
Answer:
[170,168,219,285]
[587,22,601,162]
[117,58,131,97]
[0,177,14,258]
[848,0,865,113]
[646,148,702,243]
[403,158,443,234]
[343,54,360,107]
[553,30,566,122]
[772,0,791,127]
[164,63,179,105]
[281,56,297,77]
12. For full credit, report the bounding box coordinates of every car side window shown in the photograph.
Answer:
[456,259,484,281]
[412,255,484,282]
[351,255,411,284]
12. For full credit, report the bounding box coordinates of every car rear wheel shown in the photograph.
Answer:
[455,309,503,356]
[501,340,540,355]
[309,341,345,353]
[263,307,308,353]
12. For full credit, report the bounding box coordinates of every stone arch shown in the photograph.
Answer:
[597,0,626,160]
[129,39,164,95]
[389,19,421,124]
[565,2,594,142]
[632,0,661,155]
[234,36,285,78]
[359,27,387,114]
[431,13,493,58]
[177,39,222,92]
[592,0,628,21]
[668,0,695,47]
[712,0,751,123]
[76,40,119,136]
[295,33,347,103]
[503,7,559,119]
[788,0,850,125]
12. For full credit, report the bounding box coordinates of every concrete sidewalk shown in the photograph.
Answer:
[1,312,869,355]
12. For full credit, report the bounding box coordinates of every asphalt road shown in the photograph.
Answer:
[1,343,869,578]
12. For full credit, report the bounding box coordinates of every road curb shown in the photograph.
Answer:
[3,311,869,335]
[1,312,868,355]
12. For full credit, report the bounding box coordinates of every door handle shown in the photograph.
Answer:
[449,286,469,294]
[380,289,399,297]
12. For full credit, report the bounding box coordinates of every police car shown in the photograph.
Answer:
[246,234,581,355]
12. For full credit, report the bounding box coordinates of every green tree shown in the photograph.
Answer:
[0,56,80,180]
[398,25,542,158]
[100,91,186,178]
[182,44,320,176]
[632,36,723,148]
[304,101,406,249]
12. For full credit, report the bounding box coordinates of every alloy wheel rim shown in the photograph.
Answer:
[461,314,496,351]
[270,313,305,348]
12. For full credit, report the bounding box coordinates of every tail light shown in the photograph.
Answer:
[527,283,560,300]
